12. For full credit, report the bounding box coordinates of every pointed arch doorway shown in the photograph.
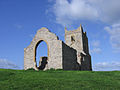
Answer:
[35,40,48,70]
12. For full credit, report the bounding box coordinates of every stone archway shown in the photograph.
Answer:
[24,27,63,70]
[34,40,49,70]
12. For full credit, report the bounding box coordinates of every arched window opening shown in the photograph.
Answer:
[36,41,48,70]
[71,36,75,42]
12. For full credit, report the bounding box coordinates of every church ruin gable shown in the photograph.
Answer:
[24,25,92,71]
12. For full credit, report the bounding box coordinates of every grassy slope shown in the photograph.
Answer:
[0,69,120,90]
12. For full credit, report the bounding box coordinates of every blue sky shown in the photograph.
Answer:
[0,0,120,71]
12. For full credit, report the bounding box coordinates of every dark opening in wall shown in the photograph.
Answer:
[36,41,48,70]
[71,36,75,42]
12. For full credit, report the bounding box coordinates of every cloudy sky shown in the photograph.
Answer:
[0,0,120,71]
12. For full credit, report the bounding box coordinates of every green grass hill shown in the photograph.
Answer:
[0,69,120,90]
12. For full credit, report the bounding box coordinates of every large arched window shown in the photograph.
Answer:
[35,40,48,70]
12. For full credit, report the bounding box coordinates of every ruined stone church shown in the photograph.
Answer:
[24,25,92,71]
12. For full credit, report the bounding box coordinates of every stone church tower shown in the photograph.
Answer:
[24,25,92,71]
[65,25,92,70]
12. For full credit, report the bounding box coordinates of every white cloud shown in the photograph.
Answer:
[90,48,101,54]
[94,61,120,71]
[0,59,19,69]
[91,40,100,47]
[51,0,120,51]
[89,0,120,24]
[104,23,120,52]
[90,40,101,54]
[53,0,98,26]
[52,0,120,26]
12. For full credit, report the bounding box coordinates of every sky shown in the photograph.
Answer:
[0,0,120,71]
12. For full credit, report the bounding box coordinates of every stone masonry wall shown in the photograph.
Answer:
[62,42,80,70]
[24,27,62,70]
